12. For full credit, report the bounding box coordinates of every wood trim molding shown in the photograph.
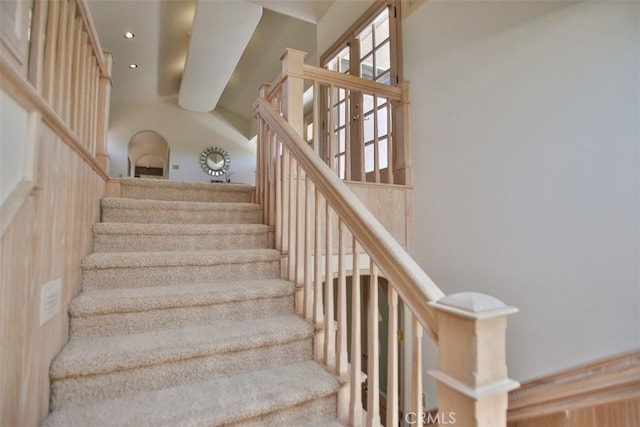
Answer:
[508,350,640,422]
[1,54,109,182]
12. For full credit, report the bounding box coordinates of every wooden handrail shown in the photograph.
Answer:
[254,97,443,338]
[302,64,403,100]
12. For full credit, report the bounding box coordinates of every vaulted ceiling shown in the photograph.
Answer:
[87,0,333,136]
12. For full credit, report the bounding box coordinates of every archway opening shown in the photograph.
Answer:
[127,130,170,179]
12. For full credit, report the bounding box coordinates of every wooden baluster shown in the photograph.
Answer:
[54,0,68,116]
[90,63,99,155]
[386,287,399,427]
[269,132,277,229]
[313,187,324,361]
[344,87,351,181]
[281,147,290,277]
[77,41,88,144]
[387,101,394,185]
[64,1,77,124]
[268,128,274,223]
[367,262,381,426]
[303,168,313,320]
[43,0,60,103]
[373,94,381,184]
[288,154,296,284]
[70,18,83,135]
[95,51,113,173]
[312,81,320,154]
[256,118,263,210]
[27,0,49,91]
[350,238,363,426]
[296,163,304,286]
[336,220,349,422]
[411,316,423,419]
[324,204,336,371]
[273,134,282,251]
[328,85,336,173]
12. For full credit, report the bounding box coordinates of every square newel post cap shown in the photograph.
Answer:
[280,48,307,77]
[428,292,518,320]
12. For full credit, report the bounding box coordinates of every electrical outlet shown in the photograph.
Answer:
[40,278,62,326]
[172,164,180,170]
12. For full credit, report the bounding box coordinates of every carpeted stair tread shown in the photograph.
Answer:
[82,248,280,269]
[92,223,271,252]
[119,178,254,203]
[93,222,269,236]
[44,361,339,427]
[51,315,313,380]
[70,279,292,317]
[101,197,261,212]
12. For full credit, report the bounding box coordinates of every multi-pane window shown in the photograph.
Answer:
[322,2,399,182]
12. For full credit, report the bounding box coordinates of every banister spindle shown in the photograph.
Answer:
[313,187,324,361]
[367,262,381,426]
[288,154,296,284]
[324,204,336,371]
[336,220,349,421]
[303,168,313,319]
[350,238,363,426]
[411,316,423,418]
[274,135,282,251]
[386,287,399,427]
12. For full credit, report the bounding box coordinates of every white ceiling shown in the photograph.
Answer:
[87,0,332,135]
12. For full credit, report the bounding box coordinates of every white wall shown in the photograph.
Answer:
[404,0,639,387]
[107,100,256,185]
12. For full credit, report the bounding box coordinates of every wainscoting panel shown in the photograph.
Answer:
[0,122,105,426]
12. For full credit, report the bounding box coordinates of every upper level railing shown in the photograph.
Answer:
[254,49,519,426]
[265,50,412,186]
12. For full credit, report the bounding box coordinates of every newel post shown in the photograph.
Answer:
[280,48,306,136]
[95,51,113,173]
[428,292,519,427]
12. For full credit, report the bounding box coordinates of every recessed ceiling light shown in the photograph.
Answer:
[128,64,138,69]
[124,31,135,39]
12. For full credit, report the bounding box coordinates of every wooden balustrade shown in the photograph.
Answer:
[23,0,111,159]
[254,48,519,426]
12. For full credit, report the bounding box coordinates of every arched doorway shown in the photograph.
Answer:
[127,130,170,179]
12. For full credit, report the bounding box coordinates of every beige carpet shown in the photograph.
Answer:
[44,178,342,426]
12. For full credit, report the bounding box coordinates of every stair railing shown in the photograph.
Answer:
[254,48,519,427]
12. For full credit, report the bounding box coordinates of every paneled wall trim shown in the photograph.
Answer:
[508,350,640,427]
[1,1,111,425]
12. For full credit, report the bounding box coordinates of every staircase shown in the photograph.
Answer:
[44,178,342,426]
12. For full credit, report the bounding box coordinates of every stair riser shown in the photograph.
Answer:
[93,232,269,253]
[228,394,338,427]
[101,208,262,224]
[121,186,253,203]
[83,260,280,289]
[50,338,313,410]
[70,295,294,338]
